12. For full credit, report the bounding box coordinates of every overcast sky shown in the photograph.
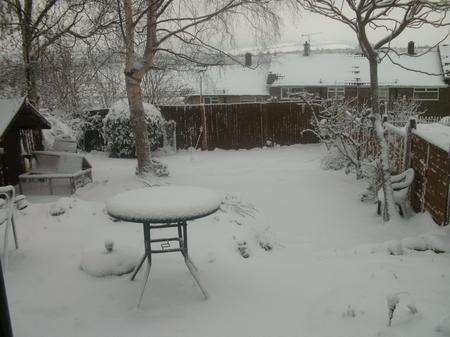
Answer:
[234,8,450,52]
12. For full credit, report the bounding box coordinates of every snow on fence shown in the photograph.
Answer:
[386,120,450,225]
[390,116,441,127]
[159,102,318,150]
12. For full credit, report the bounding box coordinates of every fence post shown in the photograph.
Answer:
[200,104,208,151]
[403,118,417,170]
[445,146,450,226]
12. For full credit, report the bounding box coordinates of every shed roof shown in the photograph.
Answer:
[0,97,51,139]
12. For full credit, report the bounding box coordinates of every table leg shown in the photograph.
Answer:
[181,221,208,299]
[137,223,152,307]
[130,253,146,281]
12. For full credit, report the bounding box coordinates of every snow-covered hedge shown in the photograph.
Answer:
[103,100,165,158]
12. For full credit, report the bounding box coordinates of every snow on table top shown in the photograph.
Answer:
[414,123,450,152]
[106,186,222,223]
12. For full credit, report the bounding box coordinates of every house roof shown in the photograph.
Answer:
[269,49,447,88]
[181,47,448,97]
[185,65,270,96]
[0,97,51,139]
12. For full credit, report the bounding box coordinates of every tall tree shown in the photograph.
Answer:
[117,0,278,175]
[296,0,449,221]
[0,0,113,108]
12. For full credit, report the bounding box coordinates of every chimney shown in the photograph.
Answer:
[408,41,415,55]
[303,41,311,57]
[267,72,277,85]
[245,52,252,67]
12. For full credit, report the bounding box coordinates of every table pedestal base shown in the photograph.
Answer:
[131,221,208,307]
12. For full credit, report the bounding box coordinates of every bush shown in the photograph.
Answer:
[103,100,165,158]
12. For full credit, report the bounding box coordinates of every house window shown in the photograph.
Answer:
[281,87,306,99]
[413,88,439,101]
[203,96,219,104]
[327,86,345,99]
[378,87,389,101]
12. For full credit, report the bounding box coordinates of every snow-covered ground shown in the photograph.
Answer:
[5,145,450,337]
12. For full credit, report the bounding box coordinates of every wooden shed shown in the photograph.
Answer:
[0,97,50,186]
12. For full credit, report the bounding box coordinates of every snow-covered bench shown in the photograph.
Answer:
[19,151,92,195]
[0,185,18,267]
[377,168,415,217]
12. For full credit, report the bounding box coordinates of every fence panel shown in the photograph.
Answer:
[160,102,317,150]
[408,133,449,225]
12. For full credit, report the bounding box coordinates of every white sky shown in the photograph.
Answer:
[233,7,450,52]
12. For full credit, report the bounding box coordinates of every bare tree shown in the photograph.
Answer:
[116,0,279,175]
[0,0,113,107]
[296,0,449,221]
[141,68,193,106]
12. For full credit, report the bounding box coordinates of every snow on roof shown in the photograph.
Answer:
[104,99,162,121]
[185,65,270,96]
[0,97,25,137]
[414,123,450,151]
[176,47,447,97]
[270,50,446,88]
[439,44,450,82]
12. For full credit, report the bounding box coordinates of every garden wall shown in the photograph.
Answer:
[159,102,317,150]
[386,122,450,225]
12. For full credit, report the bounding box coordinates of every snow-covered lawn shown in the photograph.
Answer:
[5,145,450,337]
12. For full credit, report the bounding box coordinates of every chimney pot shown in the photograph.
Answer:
[245,52,252,66]
[303,41,311,57]
[408,41,415,55]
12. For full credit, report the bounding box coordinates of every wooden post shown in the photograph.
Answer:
[445,146,450,226]
[403,118,417,170]
[200,104,208,151]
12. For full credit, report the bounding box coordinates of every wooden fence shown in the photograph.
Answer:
[386,121,450,225]
[409,133,449,225]
[160,102,317,150]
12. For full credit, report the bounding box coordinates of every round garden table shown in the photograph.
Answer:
[106,186,221,307]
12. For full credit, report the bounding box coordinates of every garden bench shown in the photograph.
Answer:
[0,186,18,267]
[377,168,415,217]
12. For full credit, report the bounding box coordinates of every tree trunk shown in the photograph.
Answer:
[125,75,151,176]
[23,56,39,107]
[369,57,397,222]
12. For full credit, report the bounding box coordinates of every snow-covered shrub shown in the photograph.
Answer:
[74,110,108,152]
[385,98,424,127]
[320,146,348,171]
[103,100,165,158]
[306,99,374,180]
[41,111,76,150]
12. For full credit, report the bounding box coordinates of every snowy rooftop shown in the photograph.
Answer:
[0,97,24,137]
[181,48,447,96]
[186,65,269,96]
[270,50,446,87]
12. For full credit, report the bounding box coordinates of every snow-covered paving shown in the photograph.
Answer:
[5,145,450,337]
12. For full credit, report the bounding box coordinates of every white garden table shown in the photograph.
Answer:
[106,186,221,307]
